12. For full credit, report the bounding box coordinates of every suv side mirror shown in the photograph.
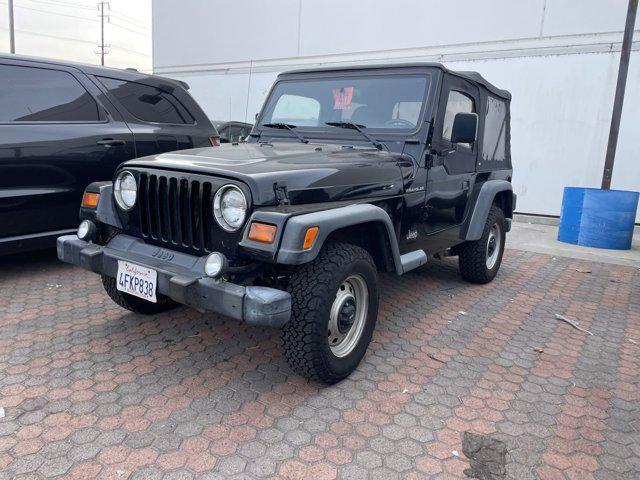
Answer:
[451,112,478,144]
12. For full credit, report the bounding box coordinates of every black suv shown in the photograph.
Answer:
[0,54,218,255]
[58,63,515,383]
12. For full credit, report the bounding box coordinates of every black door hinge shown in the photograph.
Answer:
[274,183,290,206]
[424,152,434,169]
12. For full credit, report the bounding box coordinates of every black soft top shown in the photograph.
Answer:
[282,62,511,100]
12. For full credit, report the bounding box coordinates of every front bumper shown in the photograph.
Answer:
[56,234,291,327]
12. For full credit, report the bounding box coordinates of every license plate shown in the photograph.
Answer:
[116,260,157,303]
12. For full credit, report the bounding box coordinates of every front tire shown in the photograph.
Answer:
[98,227,178,315]
[282,243,379,384]
[458,205,506,284]
[101,275,178,315]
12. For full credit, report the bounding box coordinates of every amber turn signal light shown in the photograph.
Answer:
[302,226,319,250]
[248,222,277,244]
[81,192,100,208]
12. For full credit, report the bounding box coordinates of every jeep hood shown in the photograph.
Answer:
[124,142,406,205]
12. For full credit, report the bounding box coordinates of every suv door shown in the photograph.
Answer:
[0,61,135,245]
[96,76,212,157]
[423,75,480,247]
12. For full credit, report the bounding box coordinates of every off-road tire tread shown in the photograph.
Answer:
[458,205,505,284]
[281,243,377,384]
[98,227,177,315]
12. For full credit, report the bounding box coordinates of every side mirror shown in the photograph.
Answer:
[451,112,478,144]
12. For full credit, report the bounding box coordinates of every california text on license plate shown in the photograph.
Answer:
[116,260,158,303]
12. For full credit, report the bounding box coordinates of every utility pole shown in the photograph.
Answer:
[97,1,110,65]
[8,0,15,53]
[601,0,638,190]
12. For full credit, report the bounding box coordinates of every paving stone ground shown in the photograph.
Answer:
[0,248,638,480]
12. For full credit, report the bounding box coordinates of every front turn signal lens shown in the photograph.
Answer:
[248,222,277,244]
[302,226,319,250]
[81,192,100,208]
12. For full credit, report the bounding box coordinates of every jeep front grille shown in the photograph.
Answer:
[138,172,213,252]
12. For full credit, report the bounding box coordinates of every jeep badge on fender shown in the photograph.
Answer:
[57,63,515,384]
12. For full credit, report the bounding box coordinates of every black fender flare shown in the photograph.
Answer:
[460,180,513,241]
[276,203,427,275]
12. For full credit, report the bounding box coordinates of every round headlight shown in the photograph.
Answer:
[213,185,247,231]
[114,171,137,210]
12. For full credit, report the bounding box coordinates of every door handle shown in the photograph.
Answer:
[97,138,126,147]
[462,180,470,190]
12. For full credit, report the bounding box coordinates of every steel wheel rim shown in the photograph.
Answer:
[486,223,501,269]
[328,274,368,358]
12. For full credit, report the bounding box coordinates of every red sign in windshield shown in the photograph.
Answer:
[332,87,354,110]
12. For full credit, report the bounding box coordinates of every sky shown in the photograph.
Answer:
[0,0,151,72]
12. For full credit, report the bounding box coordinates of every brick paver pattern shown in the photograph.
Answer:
[0,249,638,479]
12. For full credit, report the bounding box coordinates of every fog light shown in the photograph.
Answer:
[77,220,97,241]
[204,252,227,278]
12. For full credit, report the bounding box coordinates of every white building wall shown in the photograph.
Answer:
[152,0,640,221]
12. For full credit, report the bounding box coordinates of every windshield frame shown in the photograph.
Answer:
[256,69,434,139]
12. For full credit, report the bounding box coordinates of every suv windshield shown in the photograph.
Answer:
[259,74,429,133]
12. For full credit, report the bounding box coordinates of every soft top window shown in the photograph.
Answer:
[482,95,507,163]
[260,74,430,132]
[442,90,475,145]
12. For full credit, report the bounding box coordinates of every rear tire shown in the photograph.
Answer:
[281,243,379,384]
[98,227,177,315]
[458,205,506,284]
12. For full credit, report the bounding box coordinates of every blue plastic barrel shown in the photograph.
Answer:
[558,187,639,250]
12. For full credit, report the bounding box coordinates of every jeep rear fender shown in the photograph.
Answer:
[461,180,514,241]
[276,203,427,275]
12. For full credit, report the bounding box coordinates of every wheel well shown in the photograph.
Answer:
[324,221,395,272]
[493,190,513,218]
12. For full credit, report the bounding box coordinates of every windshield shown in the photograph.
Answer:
[259,74,429,132]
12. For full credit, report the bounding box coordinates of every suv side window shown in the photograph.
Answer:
[229,126,245,143]
[218,126,230,142]
[442,90,475,146]
[0,64,102,122]
[482,96,507,163]
[98,77,194,124]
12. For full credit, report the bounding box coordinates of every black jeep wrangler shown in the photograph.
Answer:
[58,63,515,383]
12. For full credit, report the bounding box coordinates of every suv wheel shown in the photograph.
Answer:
[282,243,379,383]
[98,227,178,315]
[458,205,506,284]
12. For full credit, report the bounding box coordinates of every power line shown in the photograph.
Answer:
[108,12,150,31]
[0,1,99,22]
[23,0,95,11]
[110,21,150,36]
[108,43,149,56]
[109,8,148,26]
[0,26,97,45]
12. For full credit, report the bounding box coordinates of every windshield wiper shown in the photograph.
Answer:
[325,122,385,150]
[261,123,308,144]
